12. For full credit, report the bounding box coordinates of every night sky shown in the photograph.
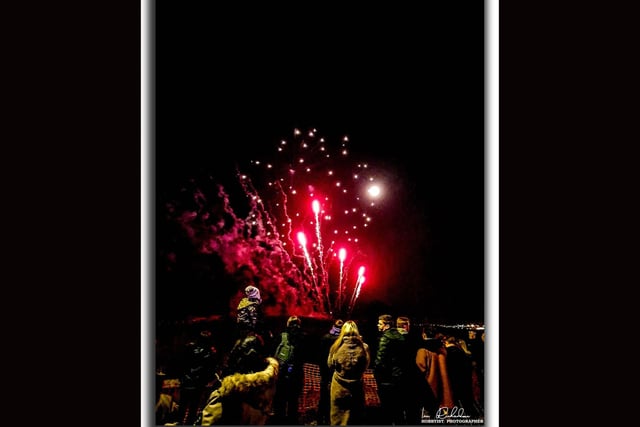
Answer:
[156,4,485,325]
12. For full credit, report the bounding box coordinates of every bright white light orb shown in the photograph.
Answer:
[367,185,381,197]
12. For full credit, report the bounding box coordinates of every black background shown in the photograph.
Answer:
[15,1,625,426]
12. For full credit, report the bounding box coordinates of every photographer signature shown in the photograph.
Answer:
[435,406,469,419]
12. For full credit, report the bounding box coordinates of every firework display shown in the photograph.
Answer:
[164,128,384,318]
[239,128,383,317]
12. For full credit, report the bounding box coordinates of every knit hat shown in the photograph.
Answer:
[245,285,261,301]
[329,319,344,336]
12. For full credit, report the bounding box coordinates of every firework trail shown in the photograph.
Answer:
[241,128,385,315]
[312,200,323,260]
[338,248,346,312]
[297,231,319,293]
[347,266,366,319]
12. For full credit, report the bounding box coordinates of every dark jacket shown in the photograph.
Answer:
[181,339,217,389]
[374,327,411,385]
[224,331,266,376]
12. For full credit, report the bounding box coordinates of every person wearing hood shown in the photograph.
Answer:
[236,284,263,334]
[318,319,344,425]
[224,285,267,377]
[327,320,370,426]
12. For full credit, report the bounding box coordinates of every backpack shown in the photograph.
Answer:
[274,332,295,368]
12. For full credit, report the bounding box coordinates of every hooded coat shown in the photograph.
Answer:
[327,335,370,426]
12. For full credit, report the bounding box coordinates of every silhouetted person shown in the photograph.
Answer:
[396,316,423,424]
[178,329,218,425]
[416,328,454,417]
[466,329,484,412]
[374,314,412,425]
[272,316,306,424]
[225,330,267,377]
[444,336,480,419]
